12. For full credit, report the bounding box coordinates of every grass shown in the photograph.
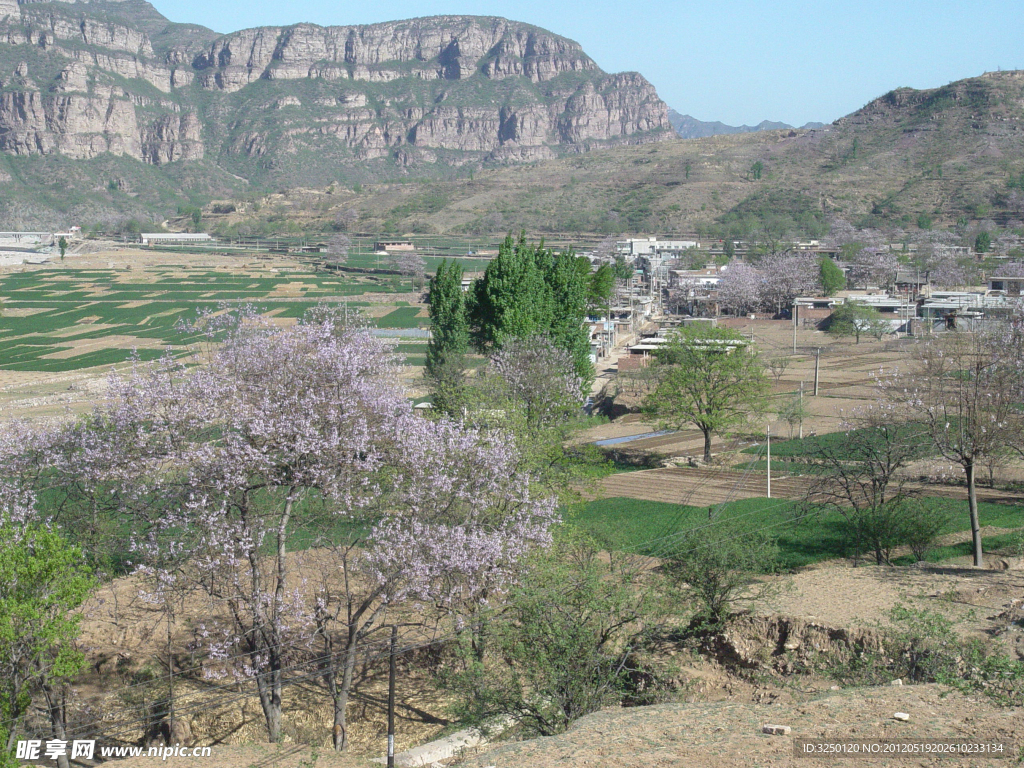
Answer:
[568,496,1024,570]
[892,531,1024,566]
[731,459,829,475]
[374,307,425,328]
[742,426,931,460]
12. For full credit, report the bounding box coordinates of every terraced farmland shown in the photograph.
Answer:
[0,264,431,373]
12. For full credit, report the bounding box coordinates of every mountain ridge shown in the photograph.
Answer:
[667,109,825,139]
[0,2,673,226]
[217,70,1024,238]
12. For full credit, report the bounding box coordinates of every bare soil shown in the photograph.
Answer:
[454,685,1023,768]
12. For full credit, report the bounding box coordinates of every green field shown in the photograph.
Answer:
[568,496,1024,569]
[741,427,933,458]
[0,266,431,373]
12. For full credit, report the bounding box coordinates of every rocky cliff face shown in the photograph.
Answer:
[0,2,673,185]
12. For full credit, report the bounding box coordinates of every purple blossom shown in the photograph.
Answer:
[717,261,763,314]
[0,308,557,746]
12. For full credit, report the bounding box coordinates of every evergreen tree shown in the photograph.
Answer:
[426,259,470,415]
[473,234,551,348]
[472,235,594,387]
[975,231,991,254]
[427,259,468,372]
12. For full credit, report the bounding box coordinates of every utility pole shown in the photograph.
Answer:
[387,625,397,768]
[799,382,804,439]
[792,301,798,354]
[813,348,820,396]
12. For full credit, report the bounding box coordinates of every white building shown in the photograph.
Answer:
[617,237,700,256]
[141,233,214,245]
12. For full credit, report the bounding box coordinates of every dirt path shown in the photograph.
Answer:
[455,685,1023,768]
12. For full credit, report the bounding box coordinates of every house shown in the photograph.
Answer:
[617,237,700,257]
[374,240,415,252]
[0,231,53,245]
[987,274,1024,296]
[920,293,1012,327]
[668,267,721,290]
[793,297,838,324]
[140,233,213,245]
[894,270,930,300]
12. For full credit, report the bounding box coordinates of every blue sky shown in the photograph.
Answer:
[153,0,1024,126]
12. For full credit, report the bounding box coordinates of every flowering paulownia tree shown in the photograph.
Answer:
[881,322,1024,566]
[716,261,762,315]
[489,337,585,430]
[2,308,557,748]
[759,253,822,313]
[847,247,899,290]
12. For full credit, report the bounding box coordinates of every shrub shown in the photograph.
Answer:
[663,517,780,629]
[900,498,954,562]
[437,532,664,736]
[827,603,1024,706]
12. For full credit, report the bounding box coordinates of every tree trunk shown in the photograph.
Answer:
[254,673,283,742]
[254,496,293,743]
[327,625,361,752]
[331,684,349,752]
[702,428,713,463]
[42,684,71,768]
[966,461,983,567]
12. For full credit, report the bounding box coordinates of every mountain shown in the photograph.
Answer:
[240,71,1024,236]
[0,1,673,227]
[667,110,790,138]
[667,109,824,139]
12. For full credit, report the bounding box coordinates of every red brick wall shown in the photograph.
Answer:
[617,356,650,371]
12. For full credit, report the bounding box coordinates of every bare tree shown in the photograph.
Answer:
[766,356,789,385]
[807,406,925,564]
[389,252,426,278]
[327,234,351,266]
[778,391,808,439]
[333,207,359,232]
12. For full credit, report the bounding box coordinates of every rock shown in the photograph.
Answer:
[891,679,903,686]
[893,712,910,721]
[371,719,513,767]
[762,724,792,735]
[168,718,192,746]
[0,12,671,171]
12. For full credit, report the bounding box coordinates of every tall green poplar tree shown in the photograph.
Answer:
[473,234,593,388]
[427,259,469,371]
[545,251,593,388]
[426,259,470,415]
[474,234,551,347]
